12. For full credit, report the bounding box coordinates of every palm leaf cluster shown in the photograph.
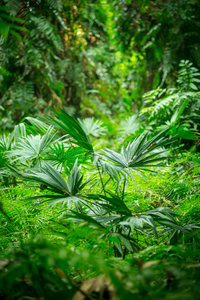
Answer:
[63,193,189,255]
[98,127,175,183]
[7,127,64,166]
[4,110,198,257]
[8,160,90,212]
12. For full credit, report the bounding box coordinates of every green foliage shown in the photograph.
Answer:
[1,0,200,130]
[114,0,200,93]
[3,111,199,263]
[51,110,94,153]
[141,60,200,146]
[78,117,107,139]
[1,237,200,300]
[1,1,200,298]
[0,5,26,41]
[99,126,174,184]
[8,126,58,165]
[177,60,200,91]
[0,0,140,129]
[9,159,91,211]
[119,115,143,138]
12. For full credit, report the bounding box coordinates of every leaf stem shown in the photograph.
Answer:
[123,228,131,260]
[122,177,126,201]
[97,160,106,196]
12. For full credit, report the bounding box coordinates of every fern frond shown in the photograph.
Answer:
[47,0,63,11]
[30,15,63,51]
[13,81,34,104]
[4,0,20,16]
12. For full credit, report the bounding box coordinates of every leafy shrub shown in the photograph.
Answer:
[1,110,199,259]
[140,60,200,148]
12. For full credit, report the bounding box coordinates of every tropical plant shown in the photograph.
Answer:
[8,159,91,212]
[0,5,27,42]
[98,126,175,189]
[114,0,200,94]
[7,126,66,167]
[51,110,94,153]
[119,115,143,138]
[0,123,27,185]
[7,111,199,259]
[1,1,200,298]
[78,117,107,139]
[140,60,200,146]
[177,60,200,91]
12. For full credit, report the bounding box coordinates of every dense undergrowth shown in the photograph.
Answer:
[0,1,200,298]
[0,76,200,297]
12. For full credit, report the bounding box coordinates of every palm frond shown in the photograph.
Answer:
[8,126,60,164]
[98,127,175,185]
[78,117,107,138]
[8,160,90,211]
[8,163,69,193]
[98,159,124,180]
[13,123,26,143]
[25,117,50,134]
[119,115,141,137]
[51,110,94,153]
[85,192,132,215]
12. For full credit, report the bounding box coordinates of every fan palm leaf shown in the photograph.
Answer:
[8,160,91,211]
[63,205,186,254]
[99,127,175,184]
[78,117,107,138]
[51,110,94,153]
[8,126,68,165]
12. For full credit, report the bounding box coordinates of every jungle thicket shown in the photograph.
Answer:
[0,1,200,299]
